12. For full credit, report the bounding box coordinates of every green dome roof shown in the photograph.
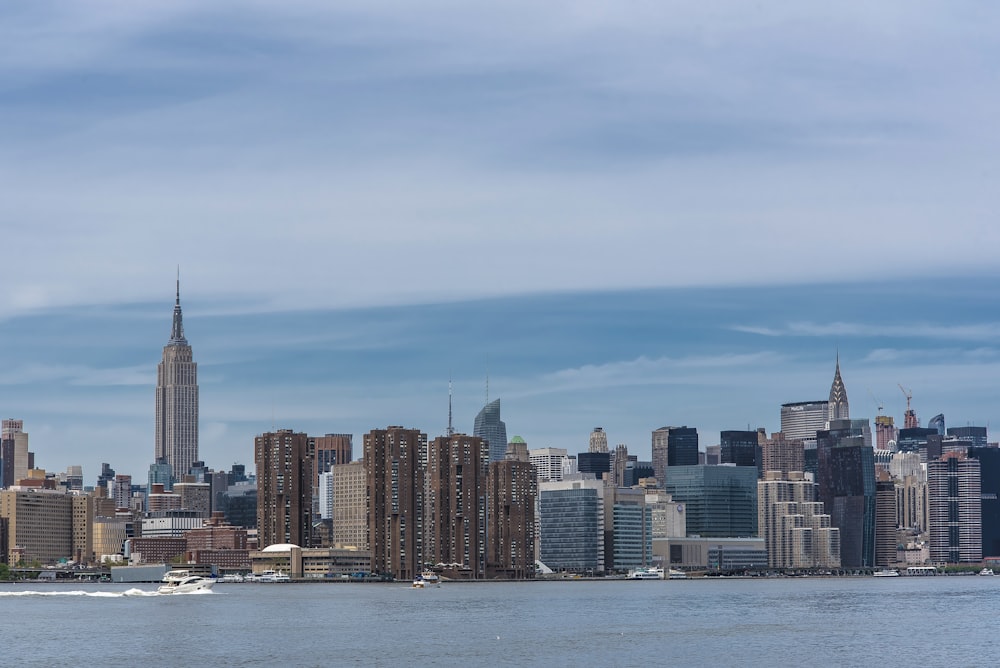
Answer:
[510,436,526,444]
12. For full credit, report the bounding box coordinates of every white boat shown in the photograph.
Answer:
[218,573,245,583]
[627,567,665,580]
[668,569,688,580]
[979,568,994,576]
[412,571,440,588]
[257,569,291,583]
[873,568,900,577]
[157,570,215,594]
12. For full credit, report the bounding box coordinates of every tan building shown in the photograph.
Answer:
[174,482,211,517]
[255,430,314,548]
[486,455,536,579]
[93,516,129,561]
[365,426,426,580]
[147,483,182,512]
[425,434,487,578]
[312,434,353,485]
[331,460,367,549]
[72,495,95,564]
[758,471,840,569]
[0,489,74,565]
[760,433,805,478]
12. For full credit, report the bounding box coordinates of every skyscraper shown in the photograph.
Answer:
[589,428,609,453]
[651,426,699,485]
[486,445,537,579]
[155,278,199,480]
[365,426,426,580]
[928,453,982,564]
[780,401,829,443]
[473,399,508,464]
[255,430,314,548]
[425,434,488,577]
[816,420,875,569]
[720,430,762,471]
[828,355,850,422]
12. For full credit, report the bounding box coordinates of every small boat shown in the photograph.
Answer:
[157,570,215,594]
[668,569,688,580]
[873,568,900,578]
[979,568,994,576]
[257,569,291,583]
[218,573,245,583]
[412,571,440,588]
[627,567,665,580]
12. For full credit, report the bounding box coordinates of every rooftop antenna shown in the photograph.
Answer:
[447,376,455,437]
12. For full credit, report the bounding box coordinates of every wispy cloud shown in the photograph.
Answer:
[731,322,1000,341]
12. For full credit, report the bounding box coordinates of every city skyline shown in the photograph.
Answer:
[2,3,999,481]
[1,278,999,482]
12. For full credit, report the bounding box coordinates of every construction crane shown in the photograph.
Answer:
[868,389,884,415]
[898,384,918,428]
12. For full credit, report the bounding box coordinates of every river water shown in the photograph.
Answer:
[1,576,996,667]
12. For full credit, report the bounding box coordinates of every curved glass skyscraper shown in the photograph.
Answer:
[474,398,507,463]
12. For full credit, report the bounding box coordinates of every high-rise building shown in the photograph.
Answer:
[890,452,927,533]
[365,426,426,580]
[506,436,529,462]
[968,447,1000,558]
[720,430,762,472]
[760,432,805,477]
[652,427,699,485]
[112,474,132,510]
[757,471,840,569]
[604,486,651,573]
[928,453,982,564]
[529,447,568,482]
[312,434,353,485]
[874,470,897,567]
[1,419,30,487]
[155,279,199,480]
[0,489,73,564]
[330,460,367,549]
[928,414,946,436]
[577,452,611,481]
[425,434,488,578]
[817,420,875,568]
[96,463,116,493]
[665,465,758,538]
[486,441,537,579]
[780,402,829,443]
[255,430,313,548]
[589,428,609,453]
[611,444,629,488]
[948,426,988,449]
[538,477,604,574]
[473,399,508,464]
[875,415,896,451]
[828,355,850,422]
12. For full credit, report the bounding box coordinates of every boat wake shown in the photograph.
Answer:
[0,587,214,598]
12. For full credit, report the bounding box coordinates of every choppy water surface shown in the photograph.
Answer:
[2,577,996,666]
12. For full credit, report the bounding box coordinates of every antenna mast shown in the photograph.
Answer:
[447,377,455,437]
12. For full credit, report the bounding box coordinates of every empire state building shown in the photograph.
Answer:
[155,278,199,480]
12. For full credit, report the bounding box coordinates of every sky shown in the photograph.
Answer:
[2,2,999,482]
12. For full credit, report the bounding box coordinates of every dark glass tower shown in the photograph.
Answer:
[817,419,875,568]
[720,430,761,473]
[473,399,508,464]
[666,427,699,467]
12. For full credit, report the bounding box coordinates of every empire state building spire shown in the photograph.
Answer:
[169,272,188,345]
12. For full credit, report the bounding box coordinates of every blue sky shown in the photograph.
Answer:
[1,2,999,481]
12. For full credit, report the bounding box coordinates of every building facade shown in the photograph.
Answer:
[538,477,604,574]
[154,279,199,480]
[425,434,488,578]
[928,453,982,564]
[486,454,537,579]
[365,427,426,580]
[664,465,758,538]
[473,399,508,464]
[255,430,314,548]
